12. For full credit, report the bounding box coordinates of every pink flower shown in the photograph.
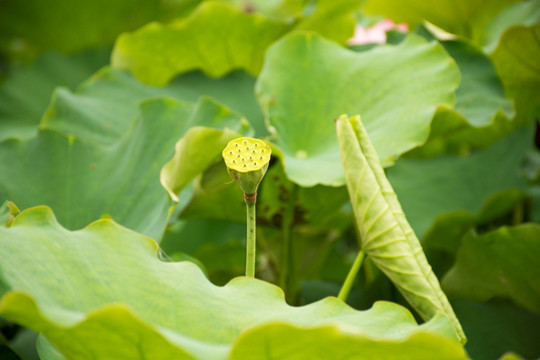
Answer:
[348,19,408,45]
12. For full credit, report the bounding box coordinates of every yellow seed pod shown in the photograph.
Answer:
[222,137,271,173]
[222,137,271,196]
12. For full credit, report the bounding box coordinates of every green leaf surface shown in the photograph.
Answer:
[161,218,245,256]
[336,114,466,343]
[169,71,266,136]
[498,354,525,360]
[257,32,459,186]
[221,0,359,42]
[292,0,358,44]
[160,218,246,285]
[442,40,514,128]
[481,0,540,53]
[111,0,359,86]
[388,127,531,239]
[256,161,298,227]
[0,97,249,239]
[0,0,183,59]
[409,39,515,157]
[297,183,351,228]
[219,0,309,21]
[39,68,182,144]
[229,322,466,360]
[178,162,247,223]
[0,50,109,142]
[0,64,257,239]
[8,328,39,360]
[161,126,251,203]
[452,299,540,360]
[0,206,469,359]
[443,224,540,314]
[491,23,540,124]
[41,68,262,143]
[112,1,290,86]
[412,107,515,158]
[419,189,527,278]
[36,335,65,360]
[362,0,519,43]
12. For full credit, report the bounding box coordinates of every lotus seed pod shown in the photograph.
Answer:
[222,137,271,197]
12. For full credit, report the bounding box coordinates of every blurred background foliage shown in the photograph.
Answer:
[1,0,539,359]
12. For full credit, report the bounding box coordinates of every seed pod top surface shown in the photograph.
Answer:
[222,137,271,173]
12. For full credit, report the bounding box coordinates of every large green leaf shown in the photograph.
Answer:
[409,38,515,157]
[256,32,459,186]
[388,127,531,239]
[112,1,291,86]
[169,71,266,136]
[0,50,109,142]
[0,97,249,239]
[291,0,358,43]
[336,114,466,343]
[441,41,514,128]
[0,206,470,359]
[443,224,540,314]
[0,62,263,239]
[111,0,359,86]
[38,68,182,144]
[491,23,540,124]
[419,189,527,279]
[220,0,359,39]
[41,68,262,142]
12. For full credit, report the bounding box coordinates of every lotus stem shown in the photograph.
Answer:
[223,137,271,278]
[338,249,365,302]
[245,196,257,277]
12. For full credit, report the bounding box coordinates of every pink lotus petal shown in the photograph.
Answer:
[348,19,409,45]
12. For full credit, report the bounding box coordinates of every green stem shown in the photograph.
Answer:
[279,184,298,302]
[245,196,257,277]
[338,249,365,302]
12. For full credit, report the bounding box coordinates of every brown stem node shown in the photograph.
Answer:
[244,192,257,203]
